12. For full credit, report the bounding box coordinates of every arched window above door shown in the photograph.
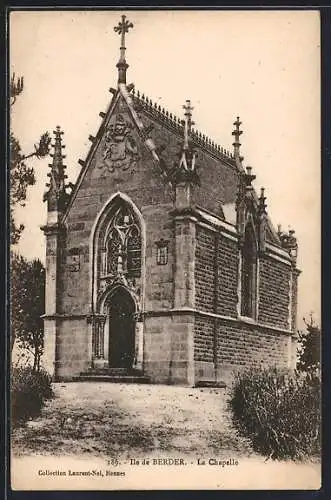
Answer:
[101,202,142,279]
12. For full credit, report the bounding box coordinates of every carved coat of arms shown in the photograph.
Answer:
[101,114,139,173]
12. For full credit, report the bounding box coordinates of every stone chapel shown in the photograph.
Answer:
[41,15,300,386]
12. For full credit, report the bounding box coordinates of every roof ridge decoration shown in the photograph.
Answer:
[129,87,236,164]
[169,99,200,186]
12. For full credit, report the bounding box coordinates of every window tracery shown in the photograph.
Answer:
[106,229,121,275]
[127,226,142,277]
[102,203,142,279]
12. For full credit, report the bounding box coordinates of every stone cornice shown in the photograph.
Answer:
[42,309,294,336]
[195,207,237,235]
[170,206,238,240]
[41,314,87,320]
[143,308,294,335]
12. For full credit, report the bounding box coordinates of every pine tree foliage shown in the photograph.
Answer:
[10,73,51,244]
[11,253,45,370]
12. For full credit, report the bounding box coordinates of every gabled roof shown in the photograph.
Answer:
[60,82,283,249]
[62,81,241,221]
[62,83,173,222]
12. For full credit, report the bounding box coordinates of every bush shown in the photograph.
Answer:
[228,366,321,460]
[11,367,54,425]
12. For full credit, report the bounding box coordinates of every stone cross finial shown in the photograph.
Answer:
[183,100,194,131]
[232,116,243,160]
[114,15,134,84]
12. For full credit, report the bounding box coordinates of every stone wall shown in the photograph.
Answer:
[193,313,290,385]
[194,315,214,363]
[195,226,215,312]
[258,256,291,330]
[217,234,238,317]
[193,224,294,386]
[216,317,290,384]
[143,204,174,311]
[291,271,299,332]
[144,312,194,385]
[55,318,89,379]
[195,226,239,317]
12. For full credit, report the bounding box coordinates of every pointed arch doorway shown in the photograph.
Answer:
[107,287,136,369]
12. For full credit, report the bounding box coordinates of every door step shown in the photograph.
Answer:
[86,367,130,375]
[77,374,150,384]
[195,380,227,389]
[77,367,150,384]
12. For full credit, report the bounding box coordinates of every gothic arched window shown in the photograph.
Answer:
[103,203,142,279]
[241,223,257,318]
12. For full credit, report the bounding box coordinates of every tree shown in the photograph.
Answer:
[297,315,321,372]
[10,73,51,245]
[11,253,45,370]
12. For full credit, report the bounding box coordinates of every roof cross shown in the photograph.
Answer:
[114,15,134,84]
[114,14,133,50]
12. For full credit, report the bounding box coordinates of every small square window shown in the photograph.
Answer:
[156,239,169,265]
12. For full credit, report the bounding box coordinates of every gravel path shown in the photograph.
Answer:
[11,382,321,490]
[12,382,253,459]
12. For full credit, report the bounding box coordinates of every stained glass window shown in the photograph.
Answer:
[106,229,121,275]
[103,204,142,279]
[127,226,142,277]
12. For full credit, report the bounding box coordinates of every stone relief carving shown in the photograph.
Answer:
[97,273,141,312]
[101,114,139,173]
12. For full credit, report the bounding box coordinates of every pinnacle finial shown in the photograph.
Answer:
[114,14,134,85]
[182,99,195,150]
[232,116,243,160]
[44,126,67,211]
[279,226,298,261]
[51,126,66,164]
[244,166,256,188]
[258,187,267,213]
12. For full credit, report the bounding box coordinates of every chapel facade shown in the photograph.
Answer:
[41,15,300,386]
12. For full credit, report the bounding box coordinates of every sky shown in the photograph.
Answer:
[9,10,321,327]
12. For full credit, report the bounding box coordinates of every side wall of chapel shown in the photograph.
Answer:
[193,224,294,386]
